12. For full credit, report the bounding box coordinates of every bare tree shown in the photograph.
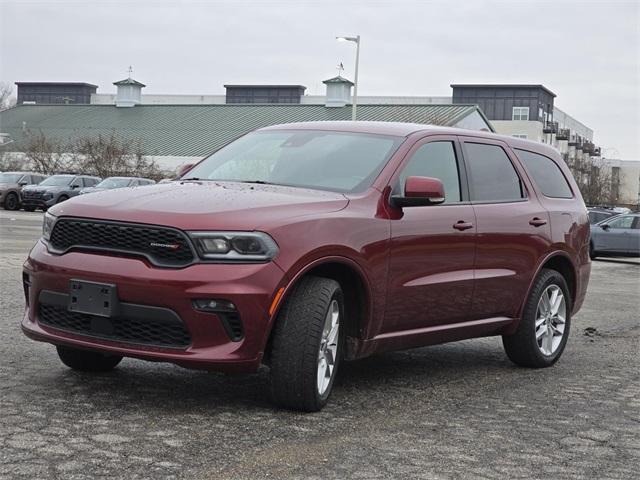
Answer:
[73,132,162,180]
[0,81,16,111]
[22,130,76,174]
[0,151,28,171]
[566,156,619,206]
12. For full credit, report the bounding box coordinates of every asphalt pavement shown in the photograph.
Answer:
[0,209,638,479]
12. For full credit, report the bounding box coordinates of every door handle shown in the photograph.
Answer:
[529,217,547,227]
[453,221,474,231]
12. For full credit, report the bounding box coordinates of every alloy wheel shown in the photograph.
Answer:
[535,285,566,356]
[317,299,340,395]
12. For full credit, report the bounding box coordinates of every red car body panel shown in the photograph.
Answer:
[22,122,591,372]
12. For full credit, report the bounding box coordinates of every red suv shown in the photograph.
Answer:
[22,122,591,411]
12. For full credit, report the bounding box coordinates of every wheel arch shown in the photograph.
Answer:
[264,256,373,362]
[522,251,577,315]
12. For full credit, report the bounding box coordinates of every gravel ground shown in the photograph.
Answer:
[1,210,638,479]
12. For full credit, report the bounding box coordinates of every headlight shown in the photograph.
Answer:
[42,192,53,199]
[188,231,278,262]
[42,212,57,241]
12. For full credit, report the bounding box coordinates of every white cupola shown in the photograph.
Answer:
[322,75,354,107]
[113,77,145,107]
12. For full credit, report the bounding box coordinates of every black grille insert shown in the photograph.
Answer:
[49,218,195,267]
[39,303,192,348]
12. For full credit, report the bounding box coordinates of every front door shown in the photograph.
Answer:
[593,215,636,253]
[385,136,476,333]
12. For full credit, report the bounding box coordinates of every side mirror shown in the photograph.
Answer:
[177,163,195,178]
[71,184,80,189]
[391,176,446,208]
[600,224,610,230]
[18,181,28,187]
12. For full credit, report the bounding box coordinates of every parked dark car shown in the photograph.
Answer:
[79,176,156,195]
[21,174,101,211]
[22,122,591,411]
[0,172,48,210]
[590,213,640,259]
[587,207,618,224]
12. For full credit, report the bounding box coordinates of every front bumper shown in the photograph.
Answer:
[22,241,286,372]
[21,196,56,209]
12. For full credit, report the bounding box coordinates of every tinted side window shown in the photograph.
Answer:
[465,143,524,202]
[515,149,573,198]
[398,141,461,203]
[607,216,634,229]
[70,177,82,188]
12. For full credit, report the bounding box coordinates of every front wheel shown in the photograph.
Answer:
[503,269,571,368]
[56,195,69,204]
[57,346,122,372]
[3,192,19,210]
[269,276,344,412]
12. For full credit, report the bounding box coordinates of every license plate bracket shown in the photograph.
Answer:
[68,280,119,318]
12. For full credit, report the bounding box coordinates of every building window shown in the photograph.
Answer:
[512,134,528,139]
[512,107,530,121]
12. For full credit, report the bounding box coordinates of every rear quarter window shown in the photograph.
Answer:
[515,149,573,199]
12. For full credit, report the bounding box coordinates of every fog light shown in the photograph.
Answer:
[193,298,236,312]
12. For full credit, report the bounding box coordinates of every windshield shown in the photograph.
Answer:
[0,173,23,183]
[184,130,403,193]
[95,178,131,189]
[39,175,73,187]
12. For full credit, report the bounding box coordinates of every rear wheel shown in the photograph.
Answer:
[57,346,122,372]
[3,192,19,210]
[503,269,571,368]
[269,276,344,412]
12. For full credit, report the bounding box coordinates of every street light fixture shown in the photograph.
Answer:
[336,35,360,121]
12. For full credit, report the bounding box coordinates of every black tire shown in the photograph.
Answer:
[503,269,572,368]
[3,192,19,211]
[57,346,122,372]
[23,206,36,212]
[269,276,345,412]
[589,243,597,260]
[56,195,69,204]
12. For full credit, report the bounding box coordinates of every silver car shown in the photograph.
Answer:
[590,213,640,259]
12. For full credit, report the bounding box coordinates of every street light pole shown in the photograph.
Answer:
[336,35,361,121]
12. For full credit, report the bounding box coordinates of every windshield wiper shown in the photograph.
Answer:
[237,180,275,185]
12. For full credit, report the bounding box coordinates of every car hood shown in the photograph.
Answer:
[23,185,64,193]
[49,181,349,231]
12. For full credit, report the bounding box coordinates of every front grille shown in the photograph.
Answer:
[49,218,195,267]
[23,190,43,199]
[39,303,192,348]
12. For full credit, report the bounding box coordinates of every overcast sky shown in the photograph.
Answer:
[1,0,638,158]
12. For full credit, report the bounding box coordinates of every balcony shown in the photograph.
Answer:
[555,128,570,140]
[582,141,595,154]
[542,121,558,134]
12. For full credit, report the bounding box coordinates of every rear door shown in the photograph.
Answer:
[386,135,476,332]
[459,137,552,320]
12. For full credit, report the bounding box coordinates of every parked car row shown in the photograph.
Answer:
[590,212,640,259]
[0,172,155,211]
